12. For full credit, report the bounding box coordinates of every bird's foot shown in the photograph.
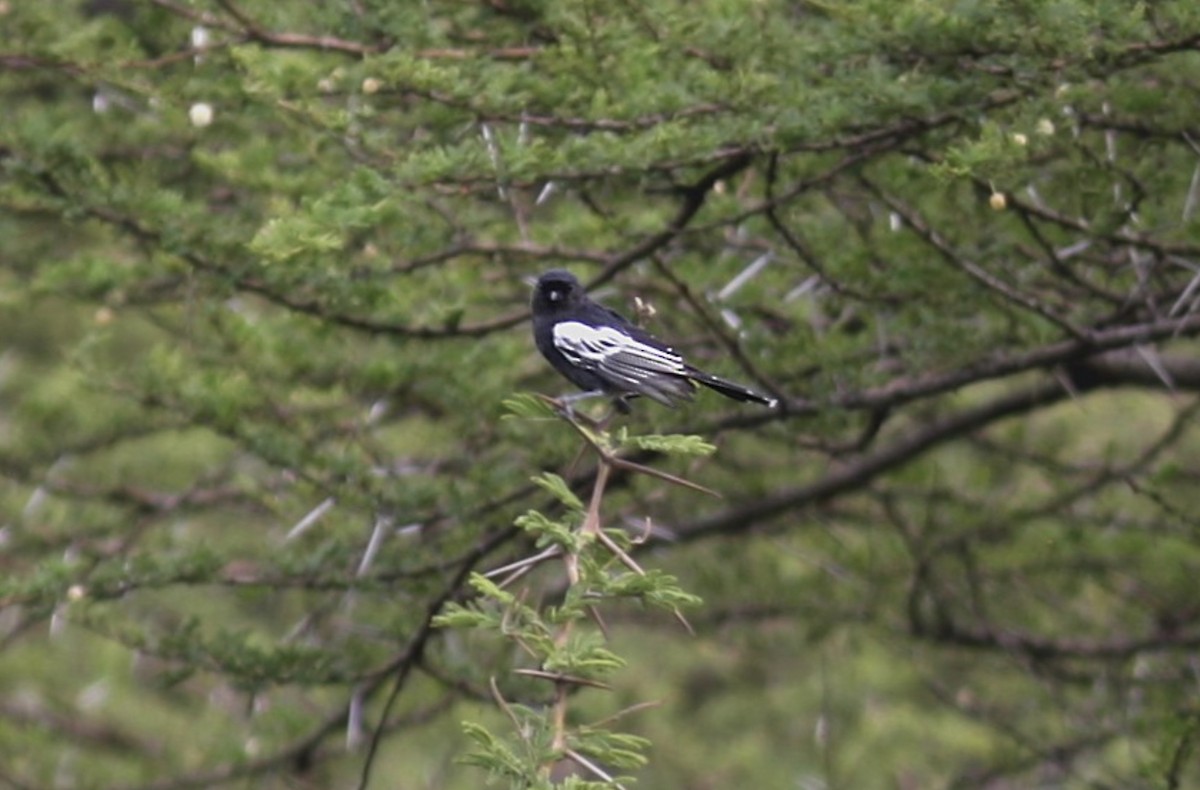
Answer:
[548,390,616,429]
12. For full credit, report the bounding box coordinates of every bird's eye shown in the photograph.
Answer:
[548,289,562,302]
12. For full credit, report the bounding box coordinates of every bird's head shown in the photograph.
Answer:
[531,269,582,315]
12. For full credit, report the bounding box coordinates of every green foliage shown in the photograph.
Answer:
[617,431,716,457]
[1142,710,1200,789]
[530,472,585,512]
[435,417,706,787]
[2,0,1200,787]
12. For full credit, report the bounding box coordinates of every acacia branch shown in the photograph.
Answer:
[676,380,1069,542]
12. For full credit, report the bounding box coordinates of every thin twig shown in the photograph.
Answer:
[513,669,612,690]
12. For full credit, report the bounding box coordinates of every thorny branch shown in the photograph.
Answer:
[6,7,1200,787]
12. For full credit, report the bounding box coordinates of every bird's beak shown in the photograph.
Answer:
[522,275,539,287]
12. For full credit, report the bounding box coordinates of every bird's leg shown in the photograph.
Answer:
[583,396,630,429]
[557,390,608,406]
[553,390,607,423]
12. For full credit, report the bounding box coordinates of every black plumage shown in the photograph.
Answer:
[530,269,778,409]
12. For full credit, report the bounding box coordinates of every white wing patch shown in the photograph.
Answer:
[552,321,685,377]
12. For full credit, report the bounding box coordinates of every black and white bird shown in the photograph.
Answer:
[531,269,778,410]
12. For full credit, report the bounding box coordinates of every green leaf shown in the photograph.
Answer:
[620,432,717,457]
[502,392,558,419]
[515,509,582,550]
[531,472,585,511]
[432,604,494,630]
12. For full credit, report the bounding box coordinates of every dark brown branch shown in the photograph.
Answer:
[354,522,519,790]
[676,379,1067,541]
[804,310,1200,416]
[860,176,1087,338]
[590,149,756,288]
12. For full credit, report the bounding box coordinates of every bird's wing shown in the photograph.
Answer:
[552,321,687,385]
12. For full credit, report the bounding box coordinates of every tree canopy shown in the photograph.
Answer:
[3,1,1200,787]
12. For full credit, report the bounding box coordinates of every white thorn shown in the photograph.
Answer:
[716,252,773,301]
[285,497,335,542]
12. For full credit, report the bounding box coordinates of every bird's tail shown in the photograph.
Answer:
[686,368,778,408]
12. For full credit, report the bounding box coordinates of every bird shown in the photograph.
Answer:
[530,269,778,411]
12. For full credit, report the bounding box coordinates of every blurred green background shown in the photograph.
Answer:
[2,1,1200,787]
